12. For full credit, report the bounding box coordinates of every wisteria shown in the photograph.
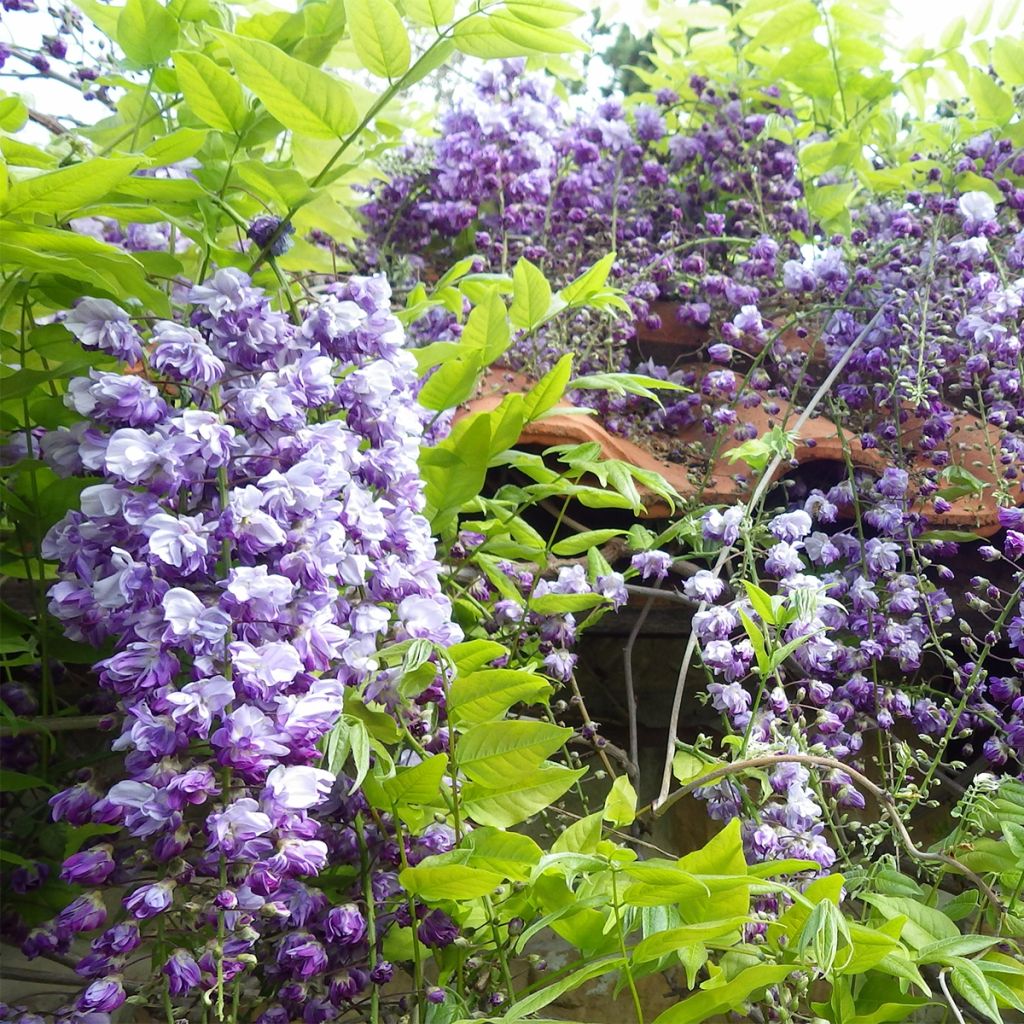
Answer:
[27,271,464,1021]
[353,59,1024,878]
[3,1,1024,1019]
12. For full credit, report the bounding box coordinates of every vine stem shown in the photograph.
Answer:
[355,814,381,1024]
[937,968,967,1024]
[646,751,1004,914]
[610,867,644,1024]
[652,304,889,811]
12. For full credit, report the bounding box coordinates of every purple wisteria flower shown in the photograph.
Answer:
[37,270,464,1016]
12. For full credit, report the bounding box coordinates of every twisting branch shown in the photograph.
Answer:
[648,751,1004,914]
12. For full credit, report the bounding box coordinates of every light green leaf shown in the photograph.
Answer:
[603,775,637,827]
[462,762,586,827]
[417,355,482,411]
[1,158,140,217]
[622,861,710,906]
[377,754,449,808]
[560,251,615,304]
[501,957,625,1021]
[859,893,959,949]
[529,591,607,615]
[919,935,1001,964]
[650,964,794,1024]
[741,580,777,626]
[671,751,720,787]
[447,639,506,677]
[403,0,454,28]
[969,66,1013,124]
[461,290,510,365]
[400,862,504,900]
[551,529,625,557]
[216,32,357,138]
[951,958,1002,1024]
[0,95,28,133]
[632,918,749,962]
[510,256,554,329]
[490,11,585,54]
[143,126,209,164]
[117,0,178,65]
[679,818,747,877]
[551,811,602,854]
[448,668,550,726]
[523,352,572,421]
[505,0,582,29]
[346,0,410,78]
[457,720,571,787]
[173,51,248,134]
[462,827,542,879]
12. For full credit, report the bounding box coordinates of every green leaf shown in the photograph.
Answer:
[560,251,615,305]
[632,918,749,962]
[75,0,123,37]
[346,0,410,78]
[737,608,769,676]
[417,356,482,411]
[447,668,550,726]
[456,720,571,787]
[347,716,371,791]
[462,762,586,827]
[969,67,1013,124]
[460,290,511,365]
[1,158,140,217]
[859,893,959,949]
[0,769,52,792]
[679,819,747,877]
[671,751,720,787]
[400,862,504,900]
[117,0,178,65]
[741,580,777,626]
[653,965,794,1024]
[173,51,248,134]
[551,811,602,854]
[603,775,637,827]
[216,32,357,138]
[0,95,28,133]
[505,0,582,28]
[551,529,625,557]
[462,827,542,879]
[918,935,1001,964]
[529,592,607,615]
[992,38,1024,86]
[378,754,449,807]
[510,257,555,330]
[403,0,454,28]
[500,957,624,1021]
[489,11,585,54]
[951,958,1002,1024]
[622,862,709,906]
[143,126,209,164]
[447,639,506,677]
[523,352,572,421]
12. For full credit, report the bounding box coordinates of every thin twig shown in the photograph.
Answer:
[623,591,657,770]
[648,752,1004,914]
[27,108,68,134]
[938,969,967,1024]
[653,306,889,811]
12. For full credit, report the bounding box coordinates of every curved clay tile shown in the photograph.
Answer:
[462,368,1016,535]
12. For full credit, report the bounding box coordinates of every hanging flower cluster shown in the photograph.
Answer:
[28,270,463,1021]
[350,59,1024,883]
